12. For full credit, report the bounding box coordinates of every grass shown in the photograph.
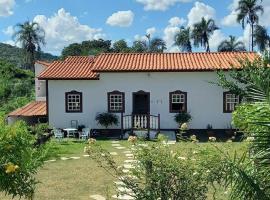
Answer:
[0,139,248,200]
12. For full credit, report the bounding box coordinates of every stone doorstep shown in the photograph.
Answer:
[90,194,106,200]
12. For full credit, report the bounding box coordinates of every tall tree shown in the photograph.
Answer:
[61,43,83,59]
[236,0,264,51]
[149,38,166,53]
[113,39,130,53]
[131,41,148,53]
[174,26,192,52]
[191,17,219,52]
[218,35,246,52]
[13,21,45,71]
[254,25,270,52]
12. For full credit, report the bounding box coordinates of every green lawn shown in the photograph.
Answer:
[0,139,248,200]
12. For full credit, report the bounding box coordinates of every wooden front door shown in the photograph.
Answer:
[133,91,150,114]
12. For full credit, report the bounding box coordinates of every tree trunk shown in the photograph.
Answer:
[206,42,210,53]
[251,23,254,52]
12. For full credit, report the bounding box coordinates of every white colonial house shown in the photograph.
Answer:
[8,52,257,135]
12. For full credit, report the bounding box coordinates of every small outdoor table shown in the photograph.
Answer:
[63,128,78,138]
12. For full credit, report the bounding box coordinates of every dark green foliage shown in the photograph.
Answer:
[174,112,192,125]
[13,21,46,71]
[236,0,264,51]
[95,112,119,129]
[61,39,112,58]
[113,39,130,53]
[0,118,47,199]
[175,26,192,52]
[0,43,57,68]
[0,59,34,114]
[131,41,148,52]
[191,17,219,52]
[218,35,246,52]
[254,25,270,52]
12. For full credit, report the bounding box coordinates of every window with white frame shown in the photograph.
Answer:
[65,91,82,113]
[223,92,240,113]
[170,91,187,113]
[108,91,125,112]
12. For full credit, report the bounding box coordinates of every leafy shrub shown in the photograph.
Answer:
[95,112,119,129]
[0,117,47,199]
[174,112,192,125]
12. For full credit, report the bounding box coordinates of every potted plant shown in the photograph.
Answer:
[95,112,119,134]
[174,112,192,141]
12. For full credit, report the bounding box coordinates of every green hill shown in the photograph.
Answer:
[0,43,58,67]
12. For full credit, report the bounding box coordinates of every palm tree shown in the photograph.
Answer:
[218,35,246,52]
[191,17,219,52]
[13,21,45,71]
[254,25,270,52]
[174,26,192,52]
[236,0,264,51]
[133,35,166,53]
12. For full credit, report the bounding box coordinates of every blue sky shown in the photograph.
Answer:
[0,0,269,55]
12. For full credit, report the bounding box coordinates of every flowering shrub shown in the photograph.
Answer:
[208,137,217,142]
[128,136,137,144]
[0,118,47,199]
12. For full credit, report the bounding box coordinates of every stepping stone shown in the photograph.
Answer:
[110,152,118,156]
[124,164,135,169]
[112,141,120,143]
[45,159,56,163]
[114,181,124,185]
[90,194,106,200]
[101,153,105,157]
[83,154,90,157]
[124,160,137,163]
[131,147,136,151]
[112,144,121,147]
[70,156,80,160]
[117,186,132,193]
[115,146,126,149]
[60,157,70,161]
[123,151,132,154]
[138,144,148,147]
[125,154,134,157]
[112,194,134,200]
[122,169,130,173]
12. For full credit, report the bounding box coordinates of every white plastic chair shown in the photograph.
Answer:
[53,128,64,141]
[80,128,91,140]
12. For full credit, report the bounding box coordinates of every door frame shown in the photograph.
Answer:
[132,90,150,114]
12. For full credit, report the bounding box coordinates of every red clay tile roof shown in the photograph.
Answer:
[8,101,47,117]
[92,52,259,72]
[38,56,99,80]
[35,60,51,67]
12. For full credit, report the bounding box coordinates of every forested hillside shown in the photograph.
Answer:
[0,43,57,68]
[0,59,34,114]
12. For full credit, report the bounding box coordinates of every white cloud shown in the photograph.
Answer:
[163,17,187,52]
[187,1,216,26]
[169,17,186,26]
[33,8,105,55]
[209,30,226,51]
[238,24,251,50]
[136,0,193,11]
[146,27,156,36]
[2,25,15,36]
[0,0,15,17]
[222,0,270,27]
[106,10,134,27]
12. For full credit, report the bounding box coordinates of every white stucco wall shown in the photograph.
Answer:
[35,63,47,101]
[48,72,232,129]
